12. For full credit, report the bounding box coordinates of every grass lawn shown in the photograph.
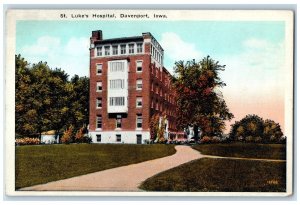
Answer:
[140,143,286,192]
[140,158,286,192]
[15,143,176,189]
[192,143,286,160]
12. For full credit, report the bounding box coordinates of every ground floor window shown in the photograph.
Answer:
[116,134,121,142]
[96,134,101,142]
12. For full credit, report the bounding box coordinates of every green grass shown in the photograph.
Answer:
[15,144,176,189]
[192,143,286,160]
[140,158,286,192]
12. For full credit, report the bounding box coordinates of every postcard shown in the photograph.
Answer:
[5,9,294,197]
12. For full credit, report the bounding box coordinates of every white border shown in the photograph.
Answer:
[3,8,295,198]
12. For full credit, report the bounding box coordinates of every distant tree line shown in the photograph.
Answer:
[15,54,89,140]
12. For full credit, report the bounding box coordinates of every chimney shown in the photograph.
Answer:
[91,30,103,41]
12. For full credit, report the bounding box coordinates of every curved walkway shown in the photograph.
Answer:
[20,145,204,191]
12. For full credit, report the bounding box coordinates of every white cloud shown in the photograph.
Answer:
[160,32,203,62]
[19,36,90,78]
[219,38,285,100]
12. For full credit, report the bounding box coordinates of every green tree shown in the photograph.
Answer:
[15,54,33,136]
[15,55,90,139]
[263,119,283,143]
[229,115,284,143]
[67,75,89,133]
[172,56,233,139]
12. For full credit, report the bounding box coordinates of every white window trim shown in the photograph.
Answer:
[96,116,102,130]
[136,79,142,91]
[120,44,126,55]
[136,97,142,108]
[96,98,102,109]
[136,114,143,129]
[96,82,102,92]
[128,43,135,54]
[137,42,143,53]
[136,60,143,72]
[96,63,103,75]
[112,45,119,55]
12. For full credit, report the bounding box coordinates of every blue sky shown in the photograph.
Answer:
[16,20,286,132]
[16,20,284,76]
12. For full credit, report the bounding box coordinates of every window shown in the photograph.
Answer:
[104,46,110,55]
[96,64,102,75]
[96,134,101,142]
[96,115,102,129]
[116,115,122,128]
[110,79,124,89]
[136,61,143,72]
[96,98,102,109]
[137,43,143,53]
[136,114,143,128]
[109,61,124,72]
[136,97,142,108]
[112,45,118,55]
[109,97,125,106]
[96,46,102,56]
[96,82,102,92]
[128,44,134,54]
[120,44,126,54]
[116,134,121,142]
[136,79,142,90]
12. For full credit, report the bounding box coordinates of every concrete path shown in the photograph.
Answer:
[20,145,204,191]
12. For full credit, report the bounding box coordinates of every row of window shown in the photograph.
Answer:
[150,44,163,64]
[96,114,143,129]
[151,99,176,116]
[96,43,143,57]
[96,61,143,75]
[96,97,142,109]
[96,79,143,92]
[96,134,142,143]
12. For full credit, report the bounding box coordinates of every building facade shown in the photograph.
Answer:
[89,30,179,144]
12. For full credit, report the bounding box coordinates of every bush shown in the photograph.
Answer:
[15,137,40,145]
[75,126,85,143]
[254,136,263,143]
[61,125,73,144]
[211,136,221,143]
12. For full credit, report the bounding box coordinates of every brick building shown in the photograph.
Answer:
[89,30,180,144]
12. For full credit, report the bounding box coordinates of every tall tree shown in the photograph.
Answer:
[67,75,89,132]
[15,55,33,136]
[172,56,233,138]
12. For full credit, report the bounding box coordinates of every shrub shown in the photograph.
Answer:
[75,126,85,143]
[61,125,73,144]
[15,137,40,145]
[83,135,92,144]
[200,136,212,144]
[211,136,221,143]
[254,136,262,143]
[245,136,254,143]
